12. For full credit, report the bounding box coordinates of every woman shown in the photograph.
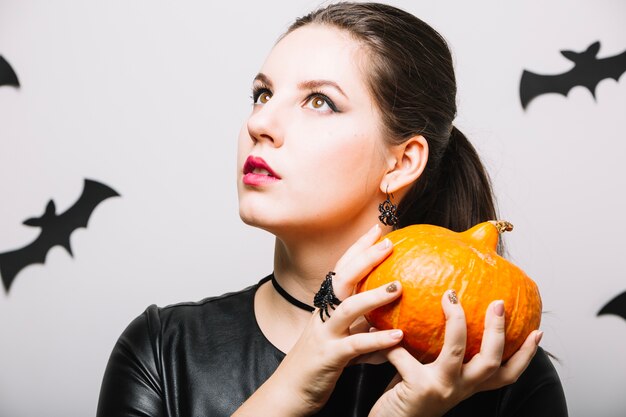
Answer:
[97,3,568,416]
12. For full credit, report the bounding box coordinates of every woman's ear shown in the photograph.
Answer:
[380,135,428,194]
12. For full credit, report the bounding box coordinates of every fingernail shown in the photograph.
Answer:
[386,281,399,293]
[369,224,381,235]
[390,330,403,340]
[376,238,391,251]
[447,289,458,304]
[535,331,544,345]
[493,300,505,317]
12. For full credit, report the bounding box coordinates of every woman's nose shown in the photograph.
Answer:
[246,101,284,147]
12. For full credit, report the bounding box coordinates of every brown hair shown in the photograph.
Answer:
[286,2,498,232]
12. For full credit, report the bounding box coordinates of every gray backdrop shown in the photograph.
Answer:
[1,1,625,416]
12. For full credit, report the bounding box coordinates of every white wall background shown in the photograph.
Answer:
[1,1,624,416]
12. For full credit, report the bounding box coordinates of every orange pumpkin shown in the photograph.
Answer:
[356,221,542,363]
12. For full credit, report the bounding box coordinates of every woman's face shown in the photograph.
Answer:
[237,25,391,237]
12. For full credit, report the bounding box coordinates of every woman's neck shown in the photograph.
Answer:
[253,209,391,353]
[272,219,388,306]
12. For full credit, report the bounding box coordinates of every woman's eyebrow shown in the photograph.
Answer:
[298,80,348,99]
[253,73,273,87]
[253,74,348,99]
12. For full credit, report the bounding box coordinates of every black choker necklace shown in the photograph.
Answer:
[271,275,315,312]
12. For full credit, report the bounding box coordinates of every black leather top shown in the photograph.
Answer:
[97,275,568,417]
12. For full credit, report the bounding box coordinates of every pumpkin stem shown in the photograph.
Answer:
[489,220,514,234]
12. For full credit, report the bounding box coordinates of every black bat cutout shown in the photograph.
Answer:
[0,55,20,88]
[520,41,626,110]
[598,291,626,323]
[0,179,120,293]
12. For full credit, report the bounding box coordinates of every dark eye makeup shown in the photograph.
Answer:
[305,92,339,112]
[250,84,340,113]
[251,84,272,104]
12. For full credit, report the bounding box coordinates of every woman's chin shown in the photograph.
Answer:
[239,208,281,231]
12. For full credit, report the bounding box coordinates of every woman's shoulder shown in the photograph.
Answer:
[446,347,568,417]
[159,279,262,318]
[137,276,269,334]
[97,277,273,415]
[500,347,569,415]
[112,274,271,348]
[519,347,564,387]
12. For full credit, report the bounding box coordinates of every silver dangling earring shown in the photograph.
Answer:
[378,186,398,227]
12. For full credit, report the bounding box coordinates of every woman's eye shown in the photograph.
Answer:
[252,89,272,105]
[258,92,271,104]
[311,96,326,109]
[305,94,336,112]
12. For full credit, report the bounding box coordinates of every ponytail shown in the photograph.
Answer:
[397,126,497,233]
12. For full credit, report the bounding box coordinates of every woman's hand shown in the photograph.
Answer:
[368,293,543,417]
[274,223,405,413]
[233,224,405,417]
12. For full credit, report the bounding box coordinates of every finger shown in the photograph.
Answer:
[326,281,401,332]
[434,290,467,377]
[348,316,371,335]
[463,300,506,383]
[495,330,540,382]
[385,346,423,383]
[476,330,542,392]
[349,331,398,365]
[384,372,402,393]
[334,223,383,270]
[332,237,393,300]
[338,329,404,362]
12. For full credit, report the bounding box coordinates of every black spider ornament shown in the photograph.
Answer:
[378,198,398,227]
[313,271,342,322]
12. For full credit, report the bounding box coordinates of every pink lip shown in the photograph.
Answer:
[242,156,281,186]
